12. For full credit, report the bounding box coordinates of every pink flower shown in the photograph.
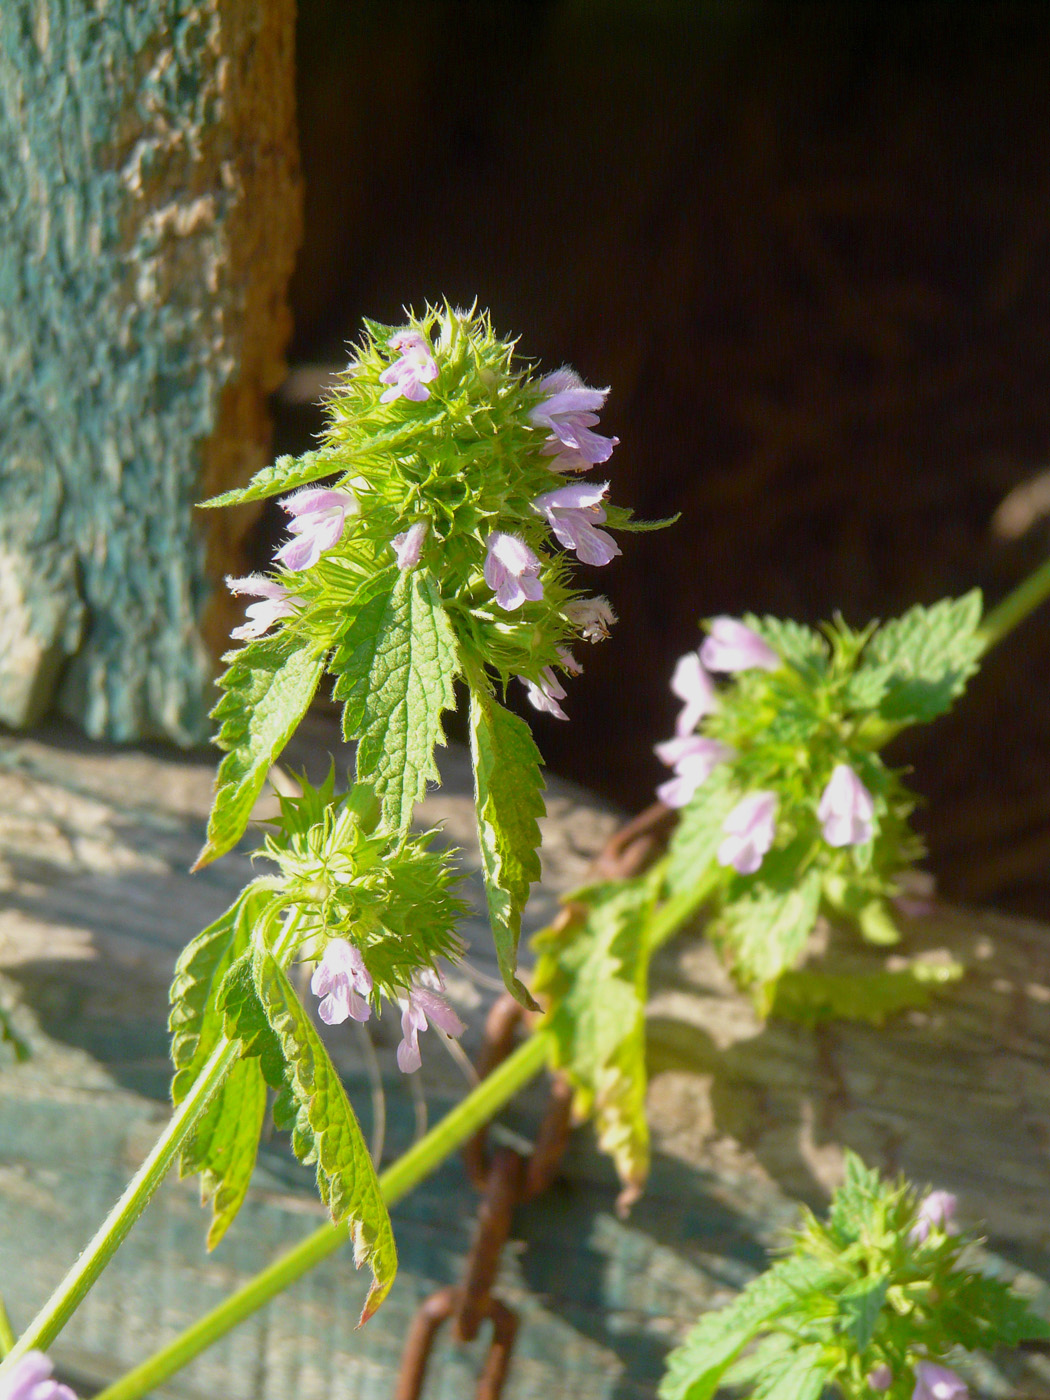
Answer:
[563,595,617,642]
[379,331,439,403]
[483,532,544,610]
[818,764,876,847]
[717,791,778,874]
[867,1364,893,1392]
[310,939,373,1025]
[391,520,429,571]
[1,1352,77,1400]
[225,574,300,640]
[912,1362,969,1400]
[274,486,359,572]
[397,971,466,1074]
[700,618,780,673]
[522,668,569,721]
[530,367,619,472]
[655,736,734,808]
[670,651,719,736]
[909,1190,958,1244]
[533,482,621,566]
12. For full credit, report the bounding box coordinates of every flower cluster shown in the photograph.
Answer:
[657,617,877,872]
[217,306,645,726]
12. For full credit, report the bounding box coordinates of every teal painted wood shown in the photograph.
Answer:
[0,0,300,740]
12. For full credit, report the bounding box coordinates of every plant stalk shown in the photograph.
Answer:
[979,554,1050,653]
[0,1295,14,1357]
[92,1030,550,1400]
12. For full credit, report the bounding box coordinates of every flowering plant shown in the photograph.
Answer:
[659,1152,1050,1400]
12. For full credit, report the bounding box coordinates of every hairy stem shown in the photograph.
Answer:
[92,1031,550,1400]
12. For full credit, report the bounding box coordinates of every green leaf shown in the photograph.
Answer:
[666,767,738,896]
[939,1272,1050,1350]
[219,952,289,1090]
[252,942,397,1322]
[867,590,984,724]
[332,582,398,738]
[195,632,326,868]
[180,1055,267,1249]
[658,1256,841,1400]
[715,868,822,994]
[837,1274,888,1350]
[602,503,680,532]
[469,690,546,1008]
[534,874,659,1200]
[169,887,262,1102]
[347,570,459,838]
[743,615,830,673]
[770,961,963,1028]
[0,1001,30,1063]
[827,1150,884,1245]
[748,1342,828,1400]
[200,450,345,508]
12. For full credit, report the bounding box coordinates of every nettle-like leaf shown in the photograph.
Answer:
[169,885,277,1103]
[743,615,830,674]
[335,570,458,838]
[658,1254,842,1400]
[195,632,327,868]
[201,449,347,508]
[180,1055,267,1250]
[864,590,984,724]
[252,942,397,1322]
[534,873,660,1203]
[469,689,546,1008]
[713,867,822,998]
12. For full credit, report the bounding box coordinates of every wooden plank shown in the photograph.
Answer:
[0,0,300,740]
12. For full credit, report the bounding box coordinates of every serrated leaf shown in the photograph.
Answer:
[658,1256,841,1400]
[748,1342,828,1400]
[219,953,289,1090]
[666,767,738,896]
[180,1055,267,1249]
[347,570,459,837]
[770,961,963,1028]
[332,582,399,737]
[469,690,545,1008]
[534,874,659,1200]
[195,632,326,868]
[715,868,822,993]
[252,943,397,1322]
[827,1150,883,1244]
[868,590,984,724]
[201,450,345,508]
[843,663,893,711]
[838,1274,888,1350]
[169,887,267,1103]
[938,1272,1050,1350]
[743,615,830,673]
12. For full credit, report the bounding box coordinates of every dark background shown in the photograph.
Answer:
[266,1,1050,918]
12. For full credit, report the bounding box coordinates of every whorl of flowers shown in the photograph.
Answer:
[222,304,648,722]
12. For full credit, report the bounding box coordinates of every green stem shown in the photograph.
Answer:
[0,1295,14,1357]
[1,914,303,1374]
[92,1031,550,1400]
[2,1036,241,1369]
[645,856,720,953]
[979,554,1050,652]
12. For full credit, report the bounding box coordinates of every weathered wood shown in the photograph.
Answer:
[1,721,1049,1396]
[0,0,300,740]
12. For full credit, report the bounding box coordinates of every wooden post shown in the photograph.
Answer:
[0,0,301,742]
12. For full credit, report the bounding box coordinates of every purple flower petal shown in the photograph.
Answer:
[522,667,569,721]
[310,939,372,1026]
[563,596,617,642]
[273,487,358,572]
[700,618,780,673]
[818,763,875,847]
[396,977,465,1073]
[669,652,718,735]
[2,1351,79,1400]
[909,1189,958,1244]
[912,1361,969,1400]
[484,532,544,610]
[717,791,778,874]
[391,521,429,571]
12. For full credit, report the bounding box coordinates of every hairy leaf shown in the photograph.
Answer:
[470,689,546,1008]
[201,450,346,508]
[253,943,397,1321]
[838,1274,888,1351]
[743,614,830,673]
[180,1055,267,1249]
[346,570,459,837]
[219,953,289,1090]
[534,874,659,1201]
[748,1343,828,1400]
[195,632,326,868]
[659,1255,841,1400]
[827,1149,884,1245]
[714,868,822,994]
[938,1272,1050,1350]
[169,886,277,1102]
[866,590,984,724]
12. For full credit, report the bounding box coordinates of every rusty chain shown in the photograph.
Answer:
[394,799,676,1400]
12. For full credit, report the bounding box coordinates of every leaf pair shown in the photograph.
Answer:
[170,893,396,1319]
